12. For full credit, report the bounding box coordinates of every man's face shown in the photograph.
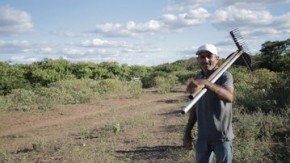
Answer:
[196,51,219,72]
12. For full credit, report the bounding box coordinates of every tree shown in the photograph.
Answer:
[0,62,31,95]
[255,38,290,72]
[128,65,151,79]
[71,62,93,79]
[24,59,74,86]
[153,62,184,73]
[98,62,123,79]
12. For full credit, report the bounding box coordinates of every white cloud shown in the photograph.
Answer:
[61,47,121,63]
[0,40,58,55]
[0,40,31,53]
[126,20,162,32]
[81,38,114,47]
[161,7,210,29]
[38,47,53,53]
[61,48,111,58]
[222,0,290,5]
[273,13,290,32]
[120,46,161,54]
[33,42,58,55]
[67,40,159,55]
[170,0,290,5]
[0,6,33,35]
[212,6,273,27]
[94,20,163,37]
[211,6,290,38]
[10,55,39,63]
[78,38,160,52]
[104,0,289,43]
[59,38,162,65]
[93,7,210,37]
[50,31,93,38]
[95,23,134,37]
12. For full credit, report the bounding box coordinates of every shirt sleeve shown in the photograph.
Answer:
[221,71,234,88]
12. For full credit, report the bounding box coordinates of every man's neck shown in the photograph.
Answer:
[202,66,219,78]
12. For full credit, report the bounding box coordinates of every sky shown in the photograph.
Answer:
[0,0,289,66]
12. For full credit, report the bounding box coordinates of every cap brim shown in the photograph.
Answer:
[196,50,216,56]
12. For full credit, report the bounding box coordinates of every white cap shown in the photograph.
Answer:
[196,44,218,56]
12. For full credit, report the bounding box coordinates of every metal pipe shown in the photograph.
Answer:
[181,50,244,114]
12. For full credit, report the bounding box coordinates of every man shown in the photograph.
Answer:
[183,44,235,163]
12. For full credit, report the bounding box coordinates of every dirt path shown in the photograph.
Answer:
[0,91,180,137]
[0,88,192,162]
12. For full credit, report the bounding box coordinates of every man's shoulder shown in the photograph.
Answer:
[221,71,234,86]
[222,71,233,77]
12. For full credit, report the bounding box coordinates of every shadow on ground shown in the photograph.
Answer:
[116,145,184,161]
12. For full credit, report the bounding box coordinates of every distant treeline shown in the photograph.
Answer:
[0,38,290,114]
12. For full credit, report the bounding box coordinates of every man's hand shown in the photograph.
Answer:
[183,136,193,150]
[186,79,208,94]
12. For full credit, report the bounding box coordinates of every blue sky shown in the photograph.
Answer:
[0,0,289,66]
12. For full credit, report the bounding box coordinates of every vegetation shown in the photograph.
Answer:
[0,38,289,162]
[254,38,290,72]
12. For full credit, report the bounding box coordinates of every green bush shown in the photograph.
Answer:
[233,108,289,162]
[7,89,37,111]
[51,79,100,104]
[0,78,144,112]
[96,79,124,95]
[125,80,143,98]
[141,71,168,88]
[172,70,197,84]
[267,72,290,114]
[0,62,31,95]
[154,75,178,94]
[0,96,10,111]
[232,68,287,114]
[34,87,65,110]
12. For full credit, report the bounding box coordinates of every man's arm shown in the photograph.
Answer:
[188,79,234,102]
[205,82,234,102]
[184,107,197,137]
[183,107,197,150]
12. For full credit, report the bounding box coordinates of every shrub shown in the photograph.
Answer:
[233,108,289,162]
[7,89,37,111]
[0,96,10,111]
[154,75,178,94]
[1,78,143,111]
[125,80,143,98]
[232,68,286,114]
[0,62,31,95]
[141,71,168,88]
[172,70,197,84]
[80,128,94,140]
[96,79,123,95]
[34,87,65,110]
[51,79,100,104]
[267,72,290,114]
[32,139,46,152]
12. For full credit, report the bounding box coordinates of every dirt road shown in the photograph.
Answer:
[0,88,195,162]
